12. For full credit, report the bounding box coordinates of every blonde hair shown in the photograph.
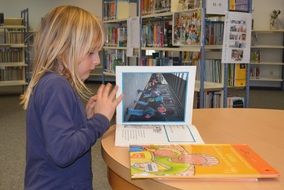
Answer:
[21,5,105,109]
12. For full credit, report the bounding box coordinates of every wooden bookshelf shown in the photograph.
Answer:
[103,46,127,50]
[0,80,27,87]
[0,18,27,89]
[141,46,201,52]
[250,29,284,89]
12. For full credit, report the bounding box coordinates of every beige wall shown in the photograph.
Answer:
[252,0,284,30]
[0,0,102,30]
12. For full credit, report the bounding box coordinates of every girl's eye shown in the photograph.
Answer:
[89,50,99,56]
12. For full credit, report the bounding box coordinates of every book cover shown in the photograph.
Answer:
[171,0,201,12]
[117,0,137,19]
[227,96,244,108]
[103,0,116,20]
[141,0,154,15]
[155,0,171,13]
[129,144,279,179]
[117,1,129,19]
[229,0,249,12]
[173,9,201,46]
[234,63,246,87]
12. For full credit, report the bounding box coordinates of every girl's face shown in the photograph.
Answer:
[78,51,100,81]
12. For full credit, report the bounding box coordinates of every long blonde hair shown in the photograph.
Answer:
[21,5,105,109]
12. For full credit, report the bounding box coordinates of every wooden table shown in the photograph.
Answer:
[101,108,284,190]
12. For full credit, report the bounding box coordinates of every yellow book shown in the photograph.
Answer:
[229,0,236,10]
[117,1,137,19]
[234,63,246,87]
[129,144,279,179]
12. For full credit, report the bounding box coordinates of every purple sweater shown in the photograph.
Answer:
[24,72,110,190]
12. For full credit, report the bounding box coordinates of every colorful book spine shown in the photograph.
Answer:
[205,20,224,45]
[105,24,127,47]
[103,0,116,20]
[142,19,172,47]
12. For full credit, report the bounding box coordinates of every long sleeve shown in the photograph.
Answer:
[36,75,109,167]
[25,73,109,189]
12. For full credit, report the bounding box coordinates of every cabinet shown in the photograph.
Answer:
[0,18,27,88]
[250,29,284,89]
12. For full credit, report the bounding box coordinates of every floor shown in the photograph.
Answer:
[0,84,283,190]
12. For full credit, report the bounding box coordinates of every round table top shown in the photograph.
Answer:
[101,108,284,190]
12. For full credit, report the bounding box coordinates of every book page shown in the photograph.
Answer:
[115,124,204,147]
[165,125,200,142]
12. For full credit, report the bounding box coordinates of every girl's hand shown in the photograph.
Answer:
[86,95,97,119]
[93,83,123,121]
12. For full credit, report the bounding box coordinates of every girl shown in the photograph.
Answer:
[21,5,122,189]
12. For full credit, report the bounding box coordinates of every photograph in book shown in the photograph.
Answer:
[115,66,196,126]
[129,144,280,179]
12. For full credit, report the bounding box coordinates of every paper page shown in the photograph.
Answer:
[126,17,140,57]
[165,125,201,142]
[222,11,252,64]
[206,0,228,15]
[115,124,204,147]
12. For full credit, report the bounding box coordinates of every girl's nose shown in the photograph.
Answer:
[91,54,100,69]
[94,56,100,66]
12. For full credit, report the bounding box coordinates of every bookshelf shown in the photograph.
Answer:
[221,0,252,108]
[250,0,284,90]
[101,0,139,82]
[250,29,284,90]
[101,0,252,108]
[20,8,34,83]
[139,0,226,108]
[0,17,27,88]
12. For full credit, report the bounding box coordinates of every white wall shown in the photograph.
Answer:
[252,0,284,30]
[0,0,102,30]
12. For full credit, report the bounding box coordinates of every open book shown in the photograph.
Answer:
[129,144,280,179]
[115,66,203,147]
